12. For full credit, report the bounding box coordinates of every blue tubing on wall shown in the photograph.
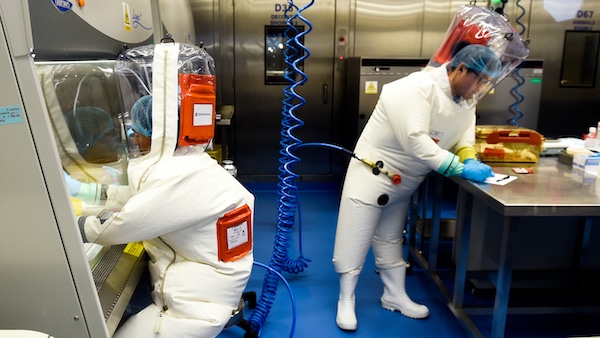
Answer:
[508,0,528,126]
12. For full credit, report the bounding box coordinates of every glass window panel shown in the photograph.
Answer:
[265,25,305,85]
[560,30,600,88]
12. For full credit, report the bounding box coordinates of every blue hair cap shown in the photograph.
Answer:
[131,95,152,138]
[450,44,502,78]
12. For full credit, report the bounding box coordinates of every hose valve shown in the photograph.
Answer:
[358,157,402,185]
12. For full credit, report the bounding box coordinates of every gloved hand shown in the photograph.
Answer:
[63,171,105,205]
[64,171,83,196]
[461,160,494,182]
[101,165,123,185]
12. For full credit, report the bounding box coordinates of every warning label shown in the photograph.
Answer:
[365,81,378,95]
[123,3,132,31]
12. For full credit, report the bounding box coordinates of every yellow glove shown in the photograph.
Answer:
[455,146,479,163]
[71,196,83,216]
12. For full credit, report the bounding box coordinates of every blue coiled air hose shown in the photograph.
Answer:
[246,1,400,334]
[248,1,314,335]
[250,261,297,338]
[508,0,528,126]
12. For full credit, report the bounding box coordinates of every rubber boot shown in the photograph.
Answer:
[379,264,429,319]
[336,270,360,330]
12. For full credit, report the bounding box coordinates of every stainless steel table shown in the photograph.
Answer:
[408,157,600,337]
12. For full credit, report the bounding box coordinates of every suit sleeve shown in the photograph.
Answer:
[451,115,478,162]
[81,163,246,246]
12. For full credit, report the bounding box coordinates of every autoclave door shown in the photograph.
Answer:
[233,0,335,180]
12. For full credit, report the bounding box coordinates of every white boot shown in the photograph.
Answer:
[336,270,360,330]
[379,264,429,319]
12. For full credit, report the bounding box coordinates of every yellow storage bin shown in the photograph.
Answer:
[207,144,223,164]
[475,125,544,163]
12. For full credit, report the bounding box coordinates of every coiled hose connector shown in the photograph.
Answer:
[356,156,402,185]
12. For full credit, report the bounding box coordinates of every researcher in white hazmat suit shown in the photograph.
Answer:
[77,91,254,336]
[333,44,502,331]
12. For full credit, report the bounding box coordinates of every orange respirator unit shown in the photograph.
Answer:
[178,73,216,146]
[432,18,491,65]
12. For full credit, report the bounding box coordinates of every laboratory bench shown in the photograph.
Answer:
[408,157,600,338]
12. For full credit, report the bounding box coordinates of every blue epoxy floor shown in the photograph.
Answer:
[217,182,600,338]
[218,182,462,338]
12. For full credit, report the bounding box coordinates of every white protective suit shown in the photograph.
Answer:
[79,44,254,338]
[333,64,474,273]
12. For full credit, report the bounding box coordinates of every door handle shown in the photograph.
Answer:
[322,84,328,104]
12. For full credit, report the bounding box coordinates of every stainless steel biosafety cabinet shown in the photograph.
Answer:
[0,1,160,337]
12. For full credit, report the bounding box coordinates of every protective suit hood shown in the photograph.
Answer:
[126,44,181,193]
[429,4,530,109]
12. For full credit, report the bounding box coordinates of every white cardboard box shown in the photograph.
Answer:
[572,154,600,175]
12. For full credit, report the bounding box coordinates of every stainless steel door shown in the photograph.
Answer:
[233,0,335,180]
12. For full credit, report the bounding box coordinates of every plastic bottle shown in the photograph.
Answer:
[222,159,238,177]
[584,127,597,149]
